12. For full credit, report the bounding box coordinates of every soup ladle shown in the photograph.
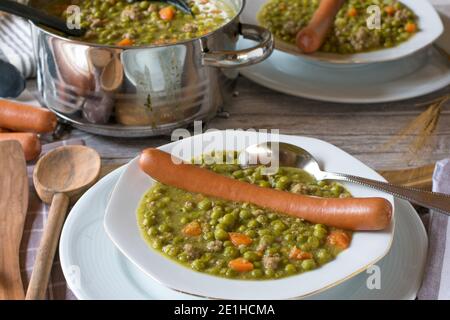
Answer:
[0,0,85,36]
[239,142,450,215]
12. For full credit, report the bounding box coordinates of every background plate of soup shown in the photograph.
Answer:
[243,0,443,64]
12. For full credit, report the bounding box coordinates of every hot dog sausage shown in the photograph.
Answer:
[0,133,41,161]
[0,100,57,133]
[139,148,392,231]
[296,0,345,53]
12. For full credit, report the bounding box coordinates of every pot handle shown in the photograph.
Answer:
[202,23,274,68]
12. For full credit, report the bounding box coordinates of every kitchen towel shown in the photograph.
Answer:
[20,139,83,300]
[0,13,35,78]
[417,158,450,300]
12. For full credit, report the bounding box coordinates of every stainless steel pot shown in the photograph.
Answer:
[29,0,273,137]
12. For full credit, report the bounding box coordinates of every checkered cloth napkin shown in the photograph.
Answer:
[20,139,83,300]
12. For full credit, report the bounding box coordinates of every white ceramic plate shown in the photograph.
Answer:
[243,0,443,64]
[237,43,450,103]
[59,159,427,300]
[103,131,395,300]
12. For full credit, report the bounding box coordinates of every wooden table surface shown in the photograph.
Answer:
[46,76,449,171]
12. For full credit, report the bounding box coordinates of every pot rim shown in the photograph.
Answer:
[29,0,246,49]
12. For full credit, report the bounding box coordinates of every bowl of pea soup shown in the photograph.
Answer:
[245,0,443,64]
[104,132,395,299]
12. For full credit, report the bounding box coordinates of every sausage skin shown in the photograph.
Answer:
[296,0,345,53]
[139,148,392,231]
[0,100,57,133]
[0,133,41,161]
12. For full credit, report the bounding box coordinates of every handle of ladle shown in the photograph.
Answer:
[0,0,85,37]
[324,172,450,215]
[26,193,69,300]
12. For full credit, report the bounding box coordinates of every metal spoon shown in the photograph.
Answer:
[0,0,85,37]
[239,142,450,215]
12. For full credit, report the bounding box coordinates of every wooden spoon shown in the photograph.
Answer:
[26,145,101,300]
[0,140,28,300]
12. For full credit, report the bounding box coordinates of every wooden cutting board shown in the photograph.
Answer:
[379,164,435,190]
[0,140,28,300]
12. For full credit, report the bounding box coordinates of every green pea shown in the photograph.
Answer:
[243,168,254,176]
[330,184,343,195]
[151,239,162,249]
[260,235,274,245]
[232,170,244,178]
[158,224,171,233]
[285,264,296,274]
[198,199,212,210]
[203,231,214,241]
[300,243,311,252]
[208,266,221,275]
[313,228,327,239]
[221,213,236,226]
[247,219,259,229]
[316,249,332,265]
[239,209,252,220]
[251,269,263,278]
[226,268,237,277]
[178,253,188,262]
[139,1,150,9]
[258,181,271,188]
[173,236,183,244]
[245,229,257,238]
[214,228,229,241]
[162,244,178,257]
[155,201,166,209]
[192,259,206,271]
[161,196,171,203]
[307,236,320,249]
[256,215,268,225]
[184,201,195,211]
[258,229,271,236]
[223,240,233,247]
[243,251,261,262]
[301,259,317,271]
[284,233,295,242]
[224,246,239,258]
[180,216,189,224]
[266,247,279,255]
[210,210,222,220]
[142,217,153,227]
[272,220,287,233]
[275,180,289,190]
[265,269,275,277]
[147,226,158,236]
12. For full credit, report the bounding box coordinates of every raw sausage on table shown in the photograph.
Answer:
[0,100,57,133]
[139,148,392,231]
[0,133,41,161]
